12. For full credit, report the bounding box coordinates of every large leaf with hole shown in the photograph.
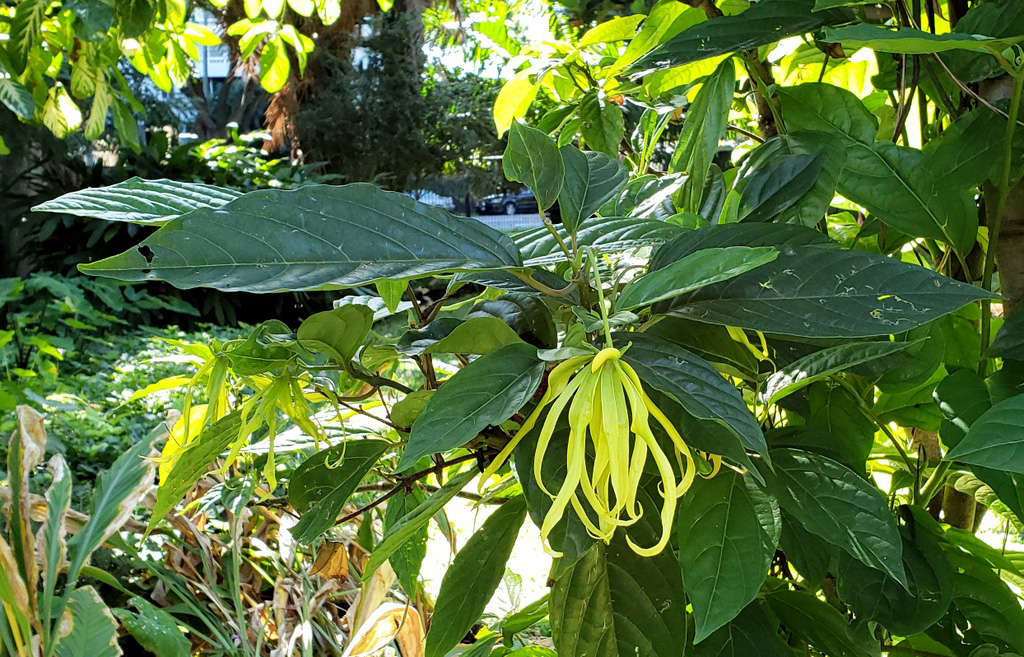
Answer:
[631,0,847,73]
[773,448,907,586]
[34,177,242,225]
[80,183,523,292]
[654,244,993,338]
[549,484,689,657]
[618,332,768,461]
[677,471,780,642]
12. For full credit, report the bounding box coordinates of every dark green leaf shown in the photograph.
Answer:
[767,589,878,657]
[363,469,476,579]
[550,485,689,657]
[606,173,687,218]
[0,79,35,119]
[115,0,155,38]
[651,223,835,270]
[557,147,629,232]
[821,24,1024,53]
[383,487,428,595]
[618,331,768,460]
[113,596,190,657]
[739,153,825,223]
[500,594,549,638]
[618,246,779,310]
[772,448,906,586]
[763,340,916,405]
[503,122,564,210]
[945,394,1024,474]
[632,0,847,73]
[694,600,789,657]
[836,509,953,635]
[399,343,544,470]
[677,471,780,642]
[991,311,1024,361]
[80,184,522,293]
[780,511,835,584]
[645,317,760,380]
[515,215,683,266]
[54,587,120,657]
[949,551,1024,654]
[397,317,523,356]
[579,96,625,157]
[472,293,557,349]
[425,497,528,657]
[942,0,1024,83]
[297,305,374,362]
[224,320,294,375]
[656,245,993,338]
[926,109,1024,190]
[33,177,242,225]
[289,440,390,543]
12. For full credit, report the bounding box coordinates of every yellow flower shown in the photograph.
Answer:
[482,347,720,557]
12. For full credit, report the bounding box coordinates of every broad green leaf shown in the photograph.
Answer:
[383,487,428,594]
[398,343,544,470]
[613,0,704,73]
[223,320,294,375]
[54,587,121,657]
[80,184,523,293]
[149,411,244,533]
[550,485,689,657]
[767,589,878,657]
[619,332,768,461]
[739,153,824,223]
[115,0,154,38]
[990,310,1024,361]
[645,317,759,380]
[836,509,953,636]
[259,37,290,93]
[297,305,374,362]
[67,428,156,584]
[655,245,994,338]
[515,215,683,266]
[33,178,240,225]
[670,58,735,213]
[618,246,779,310]
[289,440,390,543]
[557,147,628,232]
[651,223,835,270]
[579,95,625,157]
[396,316,523,356]
[774,132,846,227]
[949,551,1024,654]
[677,471,780,642]
[778,83,977,253]
[821,24,1024,54]
[605,172,687,218]
[631,0,847,73]
[472,293,558,349]
[424,497,528,657]
[503,122,564,211]
[0,79,35,119]
[945,394,1024,474]
[763,340,916,405]
[772,448,907,586]
[112,596,190,657]
[694,600,789,657]
[942,0,1024,83]
[780,511,835,584]
[577,15,645,48]
[364,469,476,579]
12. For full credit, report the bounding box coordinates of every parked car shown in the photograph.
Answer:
[476,188,539,215]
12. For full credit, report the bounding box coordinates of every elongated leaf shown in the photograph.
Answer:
[631,0,847,73]
[472,293,558,349]
[837,510,952,636]
[515,216,683,266]
[0,79,35,119]
[364,469,476,578]
[767,589,877,657]
[289,440,390,543]
[503,122,564,210]
[949,551,1024,654]
[550,485,689,657]
[778,83,977,253]
[763,340,916,405]
[651,223,835,270]
[942,0,1024,83]
[694,600,789,657]
[618,332,768,461]
[821,24,1024,54]
[396,316,523,356]
[739,153,825,223]
[34,178,241,225]
[383,487,428,594]
[55,587,121,657]
[148,411,243,533]
[618,246,779,310]
[646,317,760,381]
[425,497,528,657]
[558,147,629,232]
[773,449,906,586]
[398,343,544,470]
[80,184,523,293]
[677,471,780,642]
[113,596,190,657]
[945,394,1024,474]
[67,429,157,583]
[656,245,993,338]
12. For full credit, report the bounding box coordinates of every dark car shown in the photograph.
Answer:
[476,188,539,215]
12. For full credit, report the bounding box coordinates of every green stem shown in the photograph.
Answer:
[919,460,952,504]
[979,68,1024,374]
[834,377,915,474]
[541,208,576,269]
[587,248,615,348]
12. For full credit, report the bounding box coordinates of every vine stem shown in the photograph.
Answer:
[979,66,1024,374]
